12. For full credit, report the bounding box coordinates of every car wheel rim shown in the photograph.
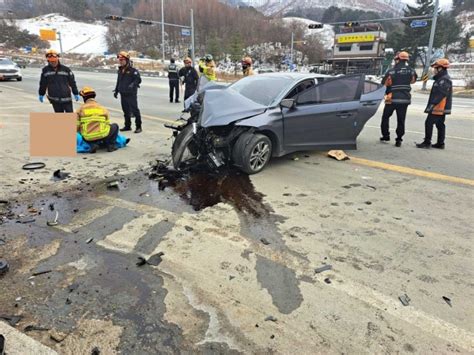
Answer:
[249,141,270,171]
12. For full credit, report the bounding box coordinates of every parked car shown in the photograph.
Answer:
[168,72,384,174]
[0,57,23,81]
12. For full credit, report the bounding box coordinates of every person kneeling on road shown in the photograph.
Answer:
[77,87,119,153]
[416,59,452,150]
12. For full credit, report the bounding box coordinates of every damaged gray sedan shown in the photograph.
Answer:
[168,73,384,174]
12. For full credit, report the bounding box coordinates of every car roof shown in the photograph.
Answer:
[256,72,332,82]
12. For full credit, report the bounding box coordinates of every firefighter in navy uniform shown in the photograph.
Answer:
[167,58,180,103]
[38,49,79,113]
[114,51,143,133]
[416,59,452,149]
[380,51,417,147]
[178,57,199,101]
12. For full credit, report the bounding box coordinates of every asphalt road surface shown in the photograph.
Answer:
[0,68,473,354]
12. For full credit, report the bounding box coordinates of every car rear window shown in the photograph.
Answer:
[229,76,294,106]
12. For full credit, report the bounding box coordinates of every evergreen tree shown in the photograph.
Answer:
[207,35,221,61]
[228,34,244,62]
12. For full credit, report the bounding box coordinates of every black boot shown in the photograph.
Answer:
[380,136,390,142]
[134,127,142,134]
[416,141,431,149]
[120,126,132,132]
[395,140,402,147]
[431,143,445,149]
[107,144,117,152]
[89,144,98,154]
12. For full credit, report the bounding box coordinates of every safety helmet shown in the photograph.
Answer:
[45,49,59,62]
[184,57,192,64]
[117,51,130,60]
[431,58,450,69]
[204,54,213,62]
[79,86,96,99]
[398,51,409,60]
[242,56,252,65]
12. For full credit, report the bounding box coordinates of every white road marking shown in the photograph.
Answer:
[55,205,115,233]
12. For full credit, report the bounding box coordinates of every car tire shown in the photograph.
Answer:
[232,133,272,174]
[171,124,198,169]
[17,77,22,81]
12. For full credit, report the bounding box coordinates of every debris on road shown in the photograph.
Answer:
[53,169,70,180]
[399,294,411,306]
[86,238,94,244]
[0,260,9,276]
[365,201,372,205]
[91,346,101,355]
[16,217,35,224]
[137,252,165,267]
[24,325,50,332]
[366,185,377,191]
[184,226,194,232]
[32,270,52,277]
[416,231,424,238]
[442,296,452,307]
[46,211,59,226]
[260,238,271,245]
[107,181,120,190]
[22,162,46,170]
[0,315,22,327]
[324,277,332,284]
[265,316,277,322]
[327,150,349,161]
[147,252,165,266]
[315,265,332,274]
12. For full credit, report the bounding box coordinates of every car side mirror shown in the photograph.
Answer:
[280,99,296,110]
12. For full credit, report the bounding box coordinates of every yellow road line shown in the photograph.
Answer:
[106,106,176,124]
[365,125,474,142]
[350,156,474,187]
[0,84,26,92]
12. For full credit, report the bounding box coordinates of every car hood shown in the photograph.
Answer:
[199,88,267,128]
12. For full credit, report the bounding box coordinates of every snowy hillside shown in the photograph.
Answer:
[282,17,334,49]
[16,14,108,54]
[231,0,405,15]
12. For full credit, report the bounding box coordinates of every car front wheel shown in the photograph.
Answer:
[17,77,22,81]
[232,133,272,174]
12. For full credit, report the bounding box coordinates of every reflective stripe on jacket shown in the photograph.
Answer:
[382,62,417,105]
[425,70,452,116]
[39,63,78,103]
[76,99,111,141]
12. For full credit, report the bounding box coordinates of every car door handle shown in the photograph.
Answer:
[362,101,378,106]
[336,112,352,118]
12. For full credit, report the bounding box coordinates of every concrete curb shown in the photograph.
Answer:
[0,321,57,355]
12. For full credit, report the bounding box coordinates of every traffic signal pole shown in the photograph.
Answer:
[422,0,439,90]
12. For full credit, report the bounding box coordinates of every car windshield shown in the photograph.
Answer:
[229,76,294,106]
[0,58,14,65]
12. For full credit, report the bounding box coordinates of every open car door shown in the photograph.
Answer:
[282,74,366,151]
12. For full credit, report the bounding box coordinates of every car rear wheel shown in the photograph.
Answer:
[17,77,22,81]
[232,133,272,174]
[171,124,198,169]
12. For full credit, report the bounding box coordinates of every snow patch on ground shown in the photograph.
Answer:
[16,13,108,54]
[282,17,334,49]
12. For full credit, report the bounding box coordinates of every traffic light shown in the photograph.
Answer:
[105,15,124,21]
[138,20,153,25]
[308,23,324,29]
[344,22,360,27]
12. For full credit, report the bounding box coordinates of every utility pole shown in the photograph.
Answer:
[422,0,439,90]
[190,9,195,64]
[161,0,165,63]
